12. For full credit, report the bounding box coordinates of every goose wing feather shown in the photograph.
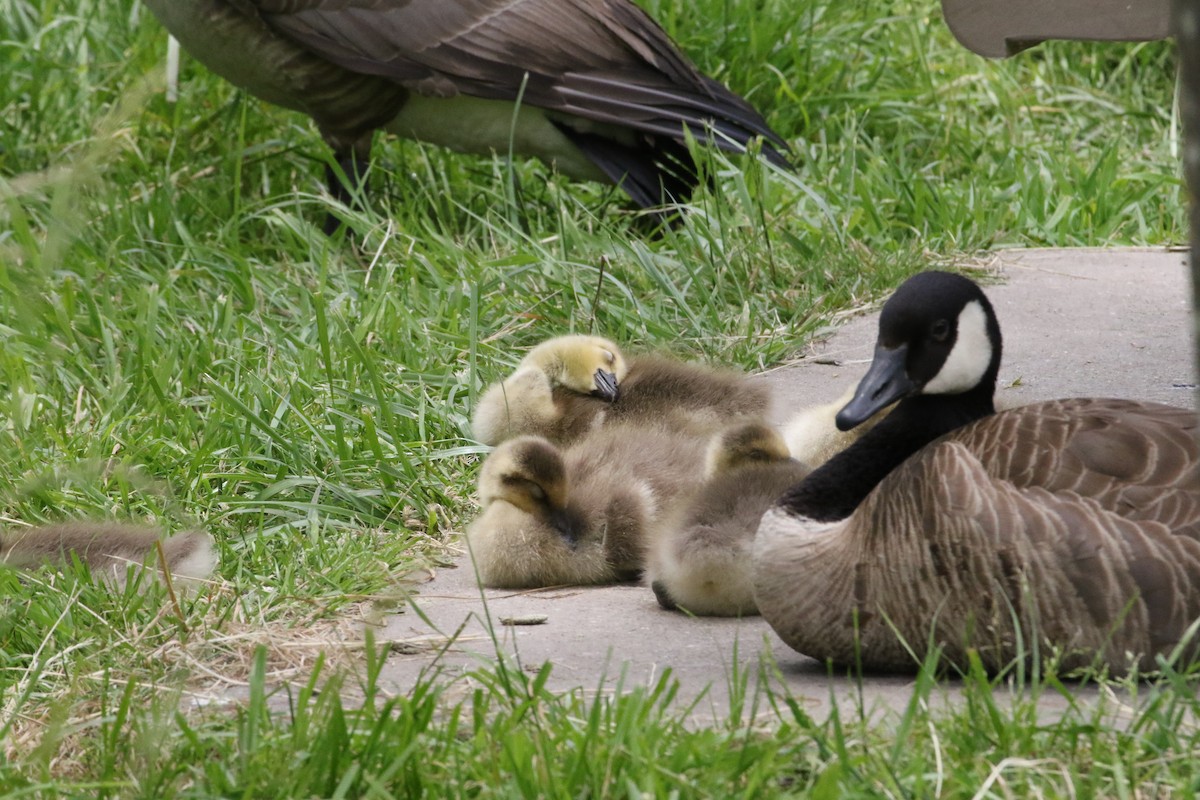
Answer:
[755,399,1200,675]
[146,0,410,143]
[250,0,789,157]
[954,398,1200,524]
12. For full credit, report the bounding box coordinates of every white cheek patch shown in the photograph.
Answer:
[923,300,992,395]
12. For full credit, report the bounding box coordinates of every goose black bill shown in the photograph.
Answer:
[835,344,916,431]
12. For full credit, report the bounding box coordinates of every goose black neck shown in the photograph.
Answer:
[779,385,995,522]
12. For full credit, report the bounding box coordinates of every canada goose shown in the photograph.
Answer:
[472,334,772,446]
[143,0,791,227]
[467,421,709,588]
[753,270,1200,675]
[648,422,808,616]
[1,523,217,589]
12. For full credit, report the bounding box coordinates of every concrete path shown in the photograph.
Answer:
[378,247,1194,722]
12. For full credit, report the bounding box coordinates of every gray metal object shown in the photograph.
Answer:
[940,0,1194,408]
[942,0,1170,57]
[1176,0,1200,411]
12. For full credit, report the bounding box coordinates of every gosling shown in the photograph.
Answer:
[646,422,808,616]
[473,334,770,446]
[467,422,709,588]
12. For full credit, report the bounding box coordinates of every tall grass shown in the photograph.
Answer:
[8,642,1200,796]
[0,0,1189,793]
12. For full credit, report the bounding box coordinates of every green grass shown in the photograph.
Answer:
[0,0,1191,794]
[10,642,1200,797]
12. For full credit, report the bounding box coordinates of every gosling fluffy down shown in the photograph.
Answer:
[781,385,892,469]
[473,334,771,446]
[0,523,217,589]
[467,422,709,588]
[473,335,627,446]
[646,423,809,616]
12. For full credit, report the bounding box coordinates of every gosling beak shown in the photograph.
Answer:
[591,369,620,402]
[836,343,915,431]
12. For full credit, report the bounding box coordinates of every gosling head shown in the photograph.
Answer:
[476,436,588,546]
[704,422,792,479]
[837,271,1002,431]
[519,335,629,402]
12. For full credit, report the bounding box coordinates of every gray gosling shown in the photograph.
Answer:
[467,423,708,588]
[473,334,771,446]
[0,523,217,590]
[647,422,809,616]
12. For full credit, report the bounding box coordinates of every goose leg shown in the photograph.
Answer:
[323,137,373,234]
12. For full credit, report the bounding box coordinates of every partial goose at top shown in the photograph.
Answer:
[753,270,1200,676]
[143,0,792,227]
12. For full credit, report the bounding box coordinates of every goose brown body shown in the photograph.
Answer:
[754,271,1200,675]
[142,0,790,213]
[756,398,1200,673]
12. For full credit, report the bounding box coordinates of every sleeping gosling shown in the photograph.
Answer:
[473,335,626,446]
[467,422,709,588]
[473,334,771,446]
[646,422,809,616]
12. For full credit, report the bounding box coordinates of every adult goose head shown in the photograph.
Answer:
[779,271,1003,523]
[143,0,792,229]
[754,270,1200,675]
